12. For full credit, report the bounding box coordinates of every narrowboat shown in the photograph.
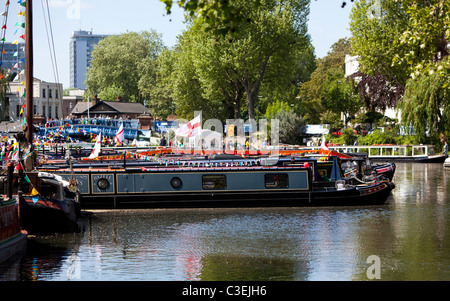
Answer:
[39,156,395,209]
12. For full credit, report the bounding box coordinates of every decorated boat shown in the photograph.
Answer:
[38,154,395,209]
[18,171,80,235]
[0,197,27,264]
[1,165,80,235]
[0,164,27,264]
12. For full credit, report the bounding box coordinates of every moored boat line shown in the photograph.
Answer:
[36,152,395,209]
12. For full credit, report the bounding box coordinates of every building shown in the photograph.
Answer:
[0,42,25,71]
[344,54,398,121]
[7,75,63,124]
[71,96,149,119]
[70,30,109,90]
[345,54,360,78]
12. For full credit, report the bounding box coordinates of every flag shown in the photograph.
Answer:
[88,132,102,159]
[15,161,24,171]
[115,123,124,145]
[31,188,39,196]
[11,143,19,161]
[320,135,329,150]
[12,40,18,45]
[175,115,201,137]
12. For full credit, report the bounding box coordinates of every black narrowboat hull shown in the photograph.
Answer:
[79,181,394,209]
[20,196,79,235]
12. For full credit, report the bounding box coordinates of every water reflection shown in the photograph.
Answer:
[1,163,449,281]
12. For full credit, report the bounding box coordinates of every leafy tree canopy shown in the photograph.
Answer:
[85,30,165,103]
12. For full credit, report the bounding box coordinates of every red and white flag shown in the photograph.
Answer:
[89,132,102,159]
[175,115,201,137]
[320,135,329,150]
[115,123,124,145]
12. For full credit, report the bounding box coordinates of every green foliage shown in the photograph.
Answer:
[170,0,313,121]
[349,0,410,87]
[350,0,450,142]
[320,68,362,125]
[341,128,357,146]
[160,0,263,36]
[399,73,450,143]
[86,31,165,103]
[355,111,385,124]
[273,109,305,145]
[298,38,354,124]
[139,49,175,120]
[392,0,450,84]
[357,130,419,146]
[358,130,397,145]
[265,100,291,120]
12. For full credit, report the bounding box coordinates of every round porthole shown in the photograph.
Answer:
[170,177,182,189]
[97,178,110,190]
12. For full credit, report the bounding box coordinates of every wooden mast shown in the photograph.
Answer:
[25,0,33,143]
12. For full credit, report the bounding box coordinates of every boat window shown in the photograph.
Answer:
[41,180,60,200]
[265,174,289,189]
[202,175,227,190]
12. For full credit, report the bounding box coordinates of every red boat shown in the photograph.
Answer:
[0,196,27,264]
[18,172,80,235]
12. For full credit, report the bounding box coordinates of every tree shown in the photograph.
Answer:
[350,70,404,113]
[321,68,362,126]
[265,100,292,121]
[391,0,450,84]
[160,0,349,35]
[214,0,311,121]
[85,31,165,103]
[171,0,312,122]
[139,49,175,120]
[349,0,450,142]
[170,25,229,121]
[273,109,305,145]
[349,0,410,89]
[297,38,352,124]
[399,73,450,143]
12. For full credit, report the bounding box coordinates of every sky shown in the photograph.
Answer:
[3,0,353,89]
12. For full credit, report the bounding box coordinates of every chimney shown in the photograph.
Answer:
[92,94,99,105]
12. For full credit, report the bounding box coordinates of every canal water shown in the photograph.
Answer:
[1,163,449,281]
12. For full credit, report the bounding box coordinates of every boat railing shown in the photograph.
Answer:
[302,145,436,158]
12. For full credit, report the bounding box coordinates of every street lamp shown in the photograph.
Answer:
[336,80,341,125]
